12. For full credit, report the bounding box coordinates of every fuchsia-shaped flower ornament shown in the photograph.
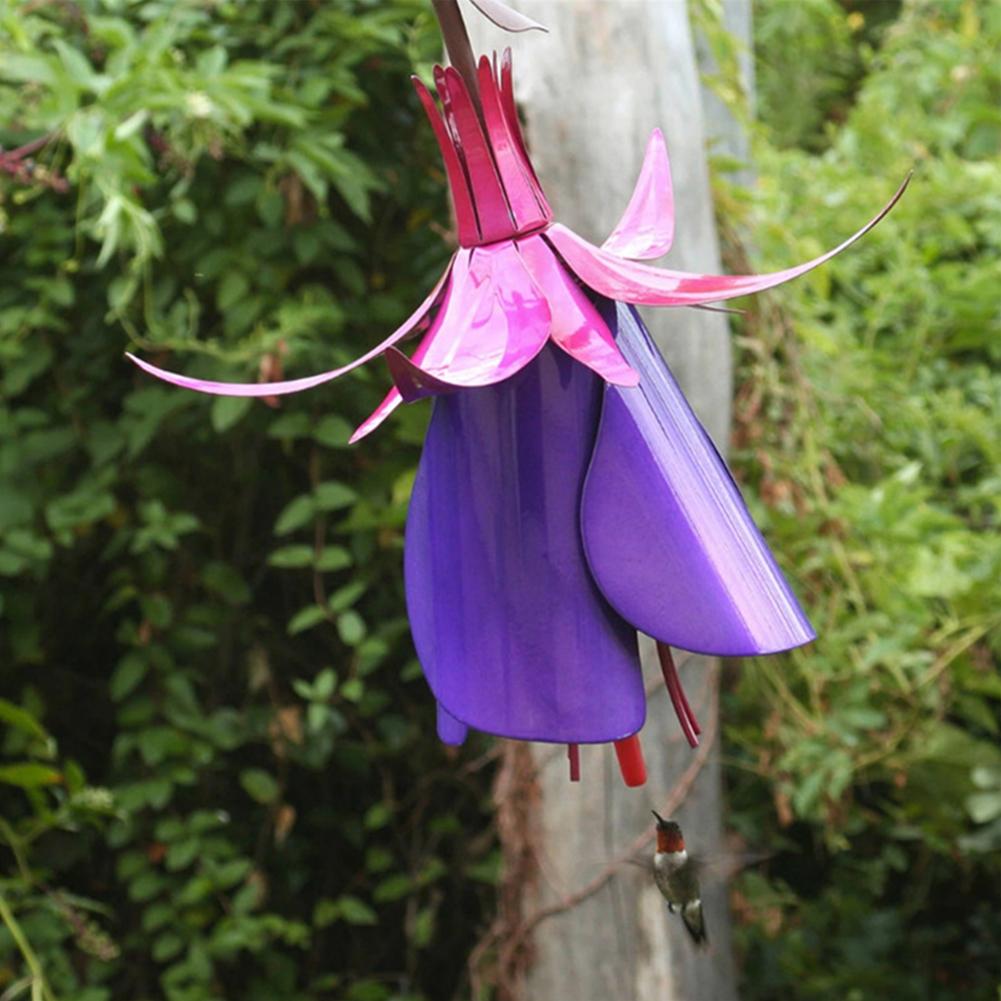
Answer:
[129,0,907,787]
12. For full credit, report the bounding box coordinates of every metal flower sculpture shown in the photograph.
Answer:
[128,3,906,787]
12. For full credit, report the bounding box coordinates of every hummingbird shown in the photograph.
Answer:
[651,812,707,946]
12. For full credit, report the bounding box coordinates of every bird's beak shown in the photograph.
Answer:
[651,810,667,826]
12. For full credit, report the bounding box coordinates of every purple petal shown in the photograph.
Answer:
[437,703,468,746]
[601,129,675,260]
[385,241,551,400]
[127,252,462,397]
[516,235,639,387]
[581,303,815,656]
[405,344,645,743]
[547,174,910,306]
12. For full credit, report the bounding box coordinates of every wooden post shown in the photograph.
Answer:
[468,3,749,998]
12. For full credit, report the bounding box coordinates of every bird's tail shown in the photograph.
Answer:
[681,900,708,947]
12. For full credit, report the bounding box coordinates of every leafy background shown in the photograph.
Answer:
[0,0,998,999]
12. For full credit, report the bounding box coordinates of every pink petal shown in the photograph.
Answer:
[548,174,910,306]
[413,78,479,246]
[476,56,550,232]
[385,241,551,402]
[516,234,639,387]
[498,49,546,204]
[602,128,675,260]
[349,387,403,444]
[127,253,462,397]
[436,66,513,244]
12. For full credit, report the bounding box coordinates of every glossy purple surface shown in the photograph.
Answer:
[436,703,468,746]
[581,302,815,656]
[405,344,645,743]
[602,128,675,260]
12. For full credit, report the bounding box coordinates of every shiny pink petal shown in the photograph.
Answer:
[349,387,404,444]
[601,128,675,260]
[436,66,513,243]
[476,56,550,231]
[127,252,461,397]
[499,49,546,202]
[548,174,910,306]
[516,234,639,387]
[413,77,479,246]
[352,255,478,436]
[468,0,548,33]
[385,241,551,402]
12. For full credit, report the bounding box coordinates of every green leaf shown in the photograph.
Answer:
[152,932,184,962]
[316,546,351,572]
[268,545,314,568]
[274,495,316,535]
[967,791,1001,824]
[314,481,357,512]
[202,561,252,604]
[328,581,366,613]
[313,669,337,700]
[313,898,341,928]
[0,763,61,787]
[364,802,390,830]
[372,874,412,903]
[337,895,378,926]
[337,611,367,646]
[165,839,201,871]
[110,654,149,702]
[239,768,280,804]
[412,906,435,948]
[217,271,250,312]
[267,412,311,440]
[0,698,49,742]
[211,396,252,433]
[287,605,328,635]
[313,415,353,448]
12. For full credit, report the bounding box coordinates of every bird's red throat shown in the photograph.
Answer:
[656,829,685,854]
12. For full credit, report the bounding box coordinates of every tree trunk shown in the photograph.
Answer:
[469,3,749,998]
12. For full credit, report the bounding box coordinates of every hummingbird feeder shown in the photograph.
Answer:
[127,0,907,788]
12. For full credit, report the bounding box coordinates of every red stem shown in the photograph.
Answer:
[657,642,700,748]
[566,743,580,782]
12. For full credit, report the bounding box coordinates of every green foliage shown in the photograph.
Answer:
[0,2,496,999]
[753,0,902,152]
[717,1,1001,996]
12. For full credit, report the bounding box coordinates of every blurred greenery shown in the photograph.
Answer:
[0,0,998,1000]
[709,0,1001,997]
[1,2,496,999]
